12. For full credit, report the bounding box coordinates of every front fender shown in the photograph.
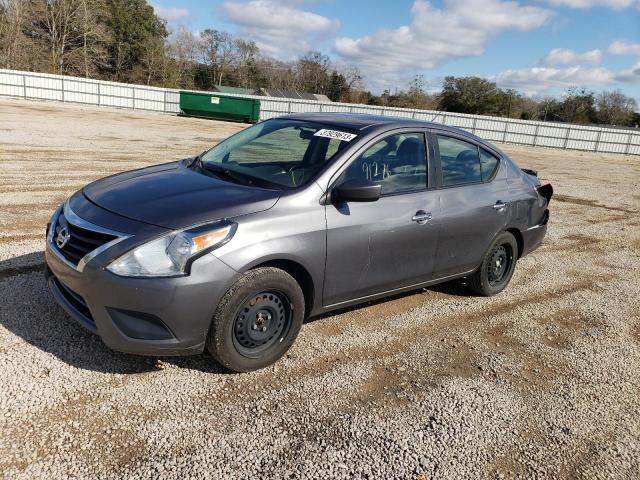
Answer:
[212,186,327,315]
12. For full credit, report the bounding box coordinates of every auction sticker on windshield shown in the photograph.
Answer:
[314,129,357,142]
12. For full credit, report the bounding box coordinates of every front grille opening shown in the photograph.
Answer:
[53,212,117,266]
[54,277,94,324]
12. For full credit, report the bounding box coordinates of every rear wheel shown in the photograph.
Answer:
[469,232,518,296]
[206,267,304,372]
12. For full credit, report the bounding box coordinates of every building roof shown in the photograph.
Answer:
[211,85,256,95]
[259,88,319,101]
[312,94,332,102]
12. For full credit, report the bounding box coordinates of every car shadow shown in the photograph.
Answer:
[0,251,232,375]
[1,251,478,374]
[305,277,479,324]
[427,278,480,298]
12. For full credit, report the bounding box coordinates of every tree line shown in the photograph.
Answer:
[431,78,638,127]
[1,0,638,127]
[0,0,362,98]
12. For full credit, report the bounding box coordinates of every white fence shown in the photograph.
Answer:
[0,69,180,113]
[1,68,639,155]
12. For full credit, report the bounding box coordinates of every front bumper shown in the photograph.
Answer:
[45,239,239,356]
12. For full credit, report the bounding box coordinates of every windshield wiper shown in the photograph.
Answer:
[199,162,253,186]
[194,158,285,190]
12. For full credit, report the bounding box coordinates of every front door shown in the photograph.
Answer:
[323,132,441,307]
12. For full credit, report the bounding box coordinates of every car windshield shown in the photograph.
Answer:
[198,119,357,189]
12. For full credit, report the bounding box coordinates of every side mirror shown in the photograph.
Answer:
[333,179,382,202]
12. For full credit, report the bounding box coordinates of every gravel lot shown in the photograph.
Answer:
[1,97,639,479]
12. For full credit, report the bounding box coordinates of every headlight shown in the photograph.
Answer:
[107,221,236,277]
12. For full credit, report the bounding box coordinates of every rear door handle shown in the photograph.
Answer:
[412,210,432,224]
[493,201,507,211]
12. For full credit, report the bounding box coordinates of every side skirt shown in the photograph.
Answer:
[313,267,476,317]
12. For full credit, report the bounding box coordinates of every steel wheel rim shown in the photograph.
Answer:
[487,244,512,286]
[232,290,292,358]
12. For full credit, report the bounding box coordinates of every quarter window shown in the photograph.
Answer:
[436,135,482,187]
[342,133,427,195]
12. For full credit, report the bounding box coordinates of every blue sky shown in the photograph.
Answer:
[152,0,640,102]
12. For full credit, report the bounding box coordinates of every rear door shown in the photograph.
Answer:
[431,132,509,278]
[323,130,441,306]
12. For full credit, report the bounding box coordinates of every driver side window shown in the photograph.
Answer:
[342,132,427,195]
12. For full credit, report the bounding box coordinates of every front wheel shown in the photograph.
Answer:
[206,267,304,372]
[468,232,518,296]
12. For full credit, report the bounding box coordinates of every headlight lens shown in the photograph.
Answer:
[107,221,236,277]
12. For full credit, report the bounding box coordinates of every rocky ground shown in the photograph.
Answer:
[0,97,639,479]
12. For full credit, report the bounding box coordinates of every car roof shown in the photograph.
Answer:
[279,112,483,141]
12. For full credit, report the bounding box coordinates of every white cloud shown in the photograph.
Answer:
[614,61,640,82]
[543,0,639,9]
[539,48,602,66]
[490,43,640,94]
[491,66,615,94]
[222,0,340,59]
[154,5,190,22]
[334,0,553,90]
[608,40,640,56]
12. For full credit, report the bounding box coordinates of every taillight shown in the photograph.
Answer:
[537,183,553,202]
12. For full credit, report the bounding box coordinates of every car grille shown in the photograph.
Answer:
[52,211,118,266]
[52,276,95,325]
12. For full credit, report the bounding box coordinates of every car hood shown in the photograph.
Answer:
[82,161,280,230]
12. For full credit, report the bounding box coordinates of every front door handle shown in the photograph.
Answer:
[412,210,432,224]
[493,201,507,212]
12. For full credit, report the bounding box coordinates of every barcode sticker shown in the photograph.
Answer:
[314,129,357,142]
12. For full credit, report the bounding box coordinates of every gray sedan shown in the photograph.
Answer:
[45,113,552,372]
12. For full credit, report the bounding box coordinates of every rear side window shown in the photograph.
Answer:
[436,135,481,186]
[479,148,500,180]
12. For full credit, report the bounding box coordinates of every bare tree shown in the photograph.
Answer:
[35,0,83,74]
[342,66,363,90]
[297,51,330,93]
[167,27,199,88]
[234,38,257,88]
[252,57,296,90]
[78,0,108,77]
[139,35,164,85]
[596,90,637,126]
[198,29,223,87]
[215,31,235,86]
[0,0,34,69]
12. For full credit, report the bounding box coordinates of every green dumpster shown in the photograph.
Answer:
[179,91,260,123]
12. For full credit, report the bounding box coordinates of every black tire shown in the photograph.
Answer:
[206,267,305,372]
[469,232,518,296]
